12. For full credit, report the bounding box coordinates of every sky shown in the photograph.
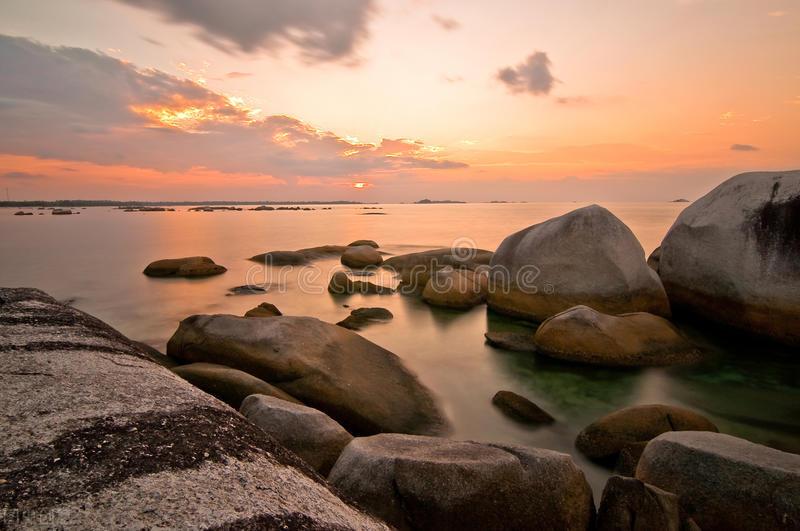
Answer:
[0,0,797,202]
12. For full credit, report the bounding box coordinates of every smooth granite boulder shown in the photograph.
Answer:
[576,404,718,463]
[0,288,386,530]
[422,267,488,310]
[241,394,353,476]
[534,305,701,366]
[658,170,800,345]
[171,362,299,408]
[636,431,800,531]
[488,205,670,321]
[167,315,447,436]
[491,391,554,425]
[596,476,680,531]
[342,245,384,268]
[384,248,493,290]
[143,256,226,277]
[244,302,283,318]
[328,434,594,531]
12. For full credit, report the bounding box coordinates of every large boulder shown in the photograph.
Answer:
[143,256,226,277]
[576,404,718,463]
[0,288,386,530]
[637,431,800,531]
[657,170,800,345]
[328,434,594,531]
[488,205,670,321]
[422,267,488,310]
[342,245,384,268]
[171,362,299,408]
[596,476,680,531]
[534,305,701,366]
[167,315,447,436]
[241,395,353,476]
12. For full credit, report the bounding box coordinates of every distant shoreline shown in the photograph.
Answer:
[0,200,371,208]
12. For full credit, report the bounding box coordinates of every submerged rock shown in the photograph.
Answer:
[329,434,594,531]
[244,302,282,318]
[241,395,353,476]
[227,284,268,295]
[0,288,386,530]
[337,307,394,330]
[328,271,394,295]
[172,362,299,408]
[13,211,33,216]
[596,476,680,531]
[658,170,800,346]
[491,390,554,425]
[341,245,383,268]
[167,315,447,436]
[484,331,536,352]
[143,256,227,277]
[422,267,488,310]
[533,305,701,366]
[576,404,718,463]
[488,205,670,321]
[249,250,308,266]
[637,431,800,531]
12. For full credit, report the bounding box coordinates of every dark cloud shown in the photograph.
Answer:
[497,51,556,95]
[225,71,253,79]
[730,143,759,152]
[432,15,460,31]
[113,0,375,62]
[0,35,465,181]
[1,171,47,179]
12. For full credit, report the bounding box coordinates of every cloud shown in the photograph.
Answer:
[140,36,164,46]
[555,96,591,106]
[112,0,375,62]
[442,75,463,83]
[730,143,759,152]
[225,71,253,79]
[496,51,556,95]
[431,15,460,31]
[0,35,465,184]
[1,171,47,179]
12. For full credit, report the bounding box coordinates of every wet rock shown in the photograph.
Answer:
[342,245,383,268]
[637,431,800,531]
[244,302,282,318]
[328,434,594,531]
[576,404,718,463]
[328,271,394,295]
[143,256,227,277]
[337,307,394,330]
[491,391,554,425]
[657,170,800,345]
[172,362,300,408]
[484,331,536,353]
[0,288,387,530]
[167,314,447,436]
[596,476,680,531]
[52,209,74,215]
[488,205,670,321]
[227,284,268,295]
[14,211,33,216]
[240,395,353,476]
[384,248,493,291]
[348,240,379,248]
[534,305,701,367]
[249,250,308,266]
[422,267,488,310]
[614,441,649,477]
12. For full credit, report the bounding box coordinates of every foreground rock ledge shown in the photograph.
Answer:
[0,287,387,530]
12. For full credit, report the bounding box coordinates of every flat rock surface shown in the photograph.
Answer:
[0,288,386,530]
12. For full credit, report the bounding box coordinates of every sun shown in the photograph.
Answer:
[353,182,367,189]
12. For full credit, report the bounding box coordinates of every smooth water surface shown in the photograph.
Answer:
[2,203,798,496]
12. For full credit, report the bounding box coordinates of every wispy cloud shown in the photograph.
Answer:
[431,14,460,31]
[225,71,253,79]
[1,171,48,180]
[730,143,759,152]
[496,51,556,96]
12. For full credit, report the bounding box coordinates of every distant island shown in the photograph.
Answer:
[671,199,691,203]
[415,199,466,204]
[0,200,369,208]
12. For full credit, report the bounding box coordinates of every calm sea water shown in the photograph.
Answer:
[2,203,798,496]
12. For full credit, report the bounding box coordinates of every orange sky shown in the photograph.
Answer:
[0,0,797,201]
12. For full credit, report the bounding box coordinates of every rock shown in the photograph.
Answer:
[491,391,554,425]
[637,431,800,531]
[349,240,379,248]
[337,307,393,330]
[657,170,800,345]
[533,305,701,367]
[251,205,275,211]
[51,208,74,215]
[614,441,649,477]
[328,434,594,531]
[240,395,353,476]
[227,284,267,295]
[244,302,282,318]
[0,288,387,530]
[297,245,349,259]
[342,245,384,268]
[596,476,680,531]
[328,271,393,295]
[576,404,718,462]
[488,205,670,321]
[130,340,179,369]
[167,315,447,436]
[422,267,488,310]
[484,331,536,352]
[143,256,227,277]
[249,250,308,266]
[171,362,299,408]
[647,246,661,273]
[384,248,493,291]
[14,211,33,216]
